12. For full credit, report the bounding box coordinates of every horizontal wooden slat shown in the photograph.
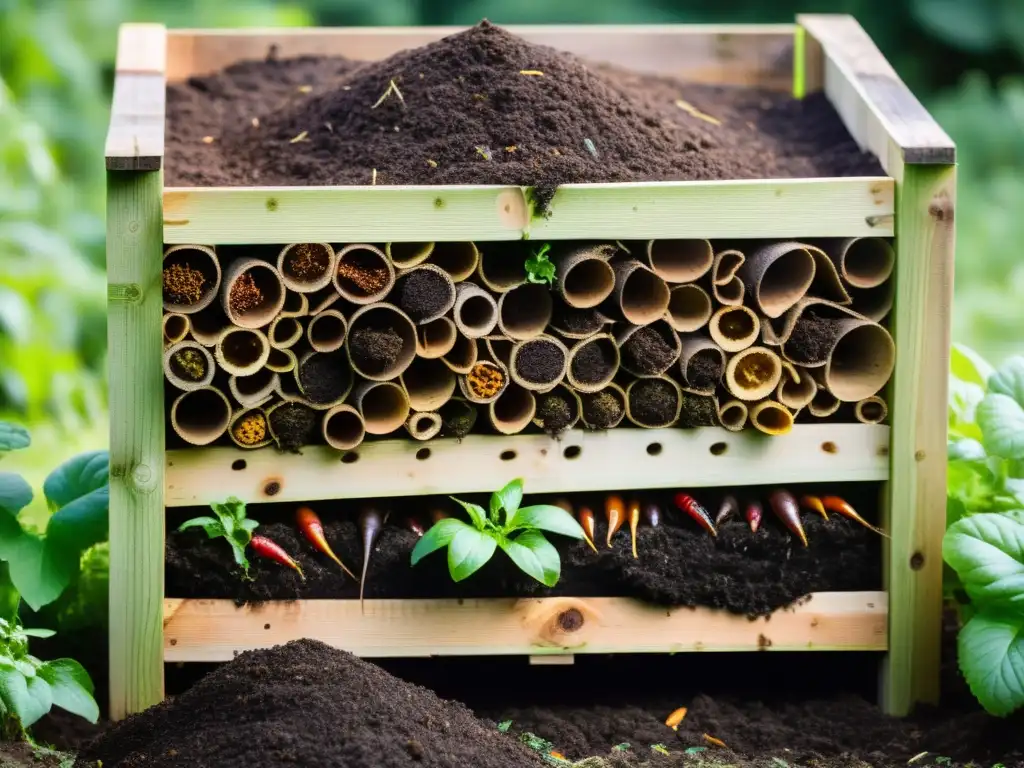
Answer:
[165,424,890,507]
[167,24,796,89]
[116,22,167,74]
[107,24,167,171]
[163,177,894,244]
[162,592,888,661]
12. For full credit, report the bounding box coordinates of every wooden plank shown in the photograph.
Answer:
[881,163,956,716]
[167,25,796,89]
[108,170,166,719]
[797,15,955,172]
[163,592,889,661]
[106,24,167,171]
[115,23,167,74]
[165,424,890,508]
[163,177,894,244]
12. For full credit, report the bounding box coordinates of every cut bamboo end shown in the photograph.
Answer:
[566,333,620,393]
[163,313,190,346]
[401,357,457,411]
[849,280,895,323]
[709,305,761,353]
[406,411,443,441]
[665,283,713,332]
[718,399,748,432]
[836,237,895,289]
[228,406,273,449]
[453,282,498,339]
[295,349,355,411]
[439,397,479,439]
[855,395,889,424]
[346,302,418,382]
[776,362,817,410]
[277,243,336,293]
[613,259,671,325]
[510,335,569,392]
[214,327,270,377]
[265,398,320,452]
[740,242,816,319]
[646,238,713,283]
[441,334,479,375]
[458,360,509,405]
[228,368,279,407]
[579,383,627,430]
[266,347,297,374]
[625,375,683,429]
[711,249,746,306]
[804,243,852,306]
[533,384,582,434]
[279,290,311,318]
[221,258,286,329]
[497,283,554,341]
[386,242,435,270]
[307,309,348,353]
[725,346,783,402]
[750,400,795,436]
[678,335,726,395]
[393,264,457,325]
[617,320,682,377]
[809,386,841,418]
[163,341,215,391]
[352,380,411,436]
[268,315,304,350]
[308,286,340,315]
[477,243,526,293]
[416,317,458,359]
[489,384,537,435]
[824,319,896,402]
[485,337,513,369]
[334,244,395,305]
[163,244,221,314]
[427,242,480,283]
[323,404,366,450]
[170,386,231,446]
[555,244,617,309]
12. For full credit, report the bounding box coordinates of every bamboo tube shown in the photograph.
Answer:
[453,283,498,339]
[406,411,443,441]
[163,313,190,346]
[489,384,537,435]
[709,306,760,353]
[483,337,512,369]
[163,244,221,314]
[750,400,794,436]
[265,398,320,452]
[497,283,553,341]
[221,258,286,329]
[646,239,713,284]
[849,280,895,323]
[346,302,417,382]
[268,315,303,350]
[427,242,480,283]
[188,301,230,346]
[776,299,861,366]
[351,380,411,435]
[677,335,726,395]
[549,302,613,339]
[566,334,619,393]
[266,347,297,374]
[711,249,746,306]
[307,309,348,353]
[830,237,895,290]
[533,384,582,433]
[416,317,458,359]
[228,406,273,449]
[510,335,569,392]
[214,327,270,377]
[387,242,434,270]
[170,386,231,446]
[612,259,671,325]
[439,397,478,439]
[761,320,782,347]
[665,284,713,333]
[458,359,509,405]
[617,321,681,377]
[625,375,683,429]
[554,244,616,308]
[323,404,366,450]
[279,290,310,318]
[477,242,526,293]
[401,357,457,411]
[163,341,215,391]
[441,334,479,375]
[724,346,783,402]
[333,244,395,305]
[776,362,817,410]
[308,286,341,315]
[393,264,457,325]
[802,242,853,305]
[738,242,816,319]
[579,383,628,430]
[295,350,354,410]
[277,243,336,293]
[855,395,888,424]
[229,368,279,407]
[677,389,720,428]
[717,399,748,432]
[808,385,841,418]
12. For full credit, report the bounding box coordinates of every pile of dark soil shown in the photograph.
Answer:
[297,352,352,404]
[515,339,566,385]
[581,389,623,429]
[267,401,318,453]
[349,326,403,373]
[785,311,843,365]
[684,349,723,391]
[621,327,676,374]
[394,269,451,322]
[536,389,575,434]
[628,379,677,425]
[571,339,617,385]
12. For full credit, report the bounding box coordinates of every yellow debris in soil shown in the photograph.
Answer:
[468,363,505,398]
[172,349,207,381]
[163,263,205,304]
[519,70,544,76]
[674,99,722,126]
[664,706,688,730]
[703,734,728,749]
[289,131,309,144]
[233,413,267,446]
[202,135,215,144]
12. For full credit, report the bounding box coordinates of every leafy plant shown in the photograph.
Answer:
[410,478,584,586]
[524,243,556,286]
[178,497,260,578]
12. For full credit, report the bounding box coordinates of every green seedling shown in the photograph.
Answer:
[525,243,556,286]
[178,496,260,579]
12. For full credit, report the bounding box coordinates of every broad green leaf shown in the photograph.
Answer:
[0,662,48,726]
[989,357,1024,407]
[0,423,29,453]
[489,493,502,525]
[957,608,1024,716]
[38,659,98,724]
[949,438,986,462]
[506,505,585,539]
[177,517,224,538]
[211,497,247,524]
[952,343,994,388]
[0,473,32,517]
[978,393,1024,459]
[943,513,1024,609]
[239,518,260,534]
[447,527,497,582]
[42,450,108,511]
[410,519,470,566]
[495,478,524,517]
[499,530,561,586]
[451,497,488,530]
[911,0,1000,52]
[20,628,54,639]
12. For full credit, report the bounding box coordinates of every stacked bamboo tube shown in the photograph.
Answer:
[161,237,895,452]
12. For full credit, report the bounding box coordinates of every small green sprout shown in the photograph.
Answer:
[525,243,556,286]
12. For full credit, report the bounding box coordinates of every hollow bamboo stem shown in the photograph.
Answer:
[416,317,458,359]
[277,243,336,293]
[323,404,366,450]
[645,239,713,283]
[724,346,783,402]
[170,386,232,446]
[401,357,457,411]
[333,244,395,305]
[163,341,215,391]
[221,257,286,329]
[453,283,499,339]
[489,384,537,435]
[306,309,348,353]
[163,244,221,314]
[709,305,760,353]
[214,327,270,377]
[406,411,443,441]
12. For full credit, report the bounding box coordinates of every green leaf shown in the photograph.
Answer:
[451,497,488,530]
[20,628,54,639]
[0,473,33,517]
[239,518,260,534]
[0,423,30,453]
[500,531,561,586]
[0,662,48,726]
[447,527,497,582]
[524,244,555,286]
[949,438,986,462]
[957,608,1024,716]
[497,720,512,733]
[38,659,97,724]
[911,0,1001,52]
[506,505,585,539]
[951,343,995,388]
[990,357,1024,406]
[495,478,524,518]
[42,450,108,511]
[978,393,1024,459]
[410,519,470,566]
[178,516,224,538]
[943,513,1024,609]
[211,497,247,524]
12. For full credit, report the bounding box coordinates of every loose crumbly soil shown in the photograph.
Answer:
[336,250,389,296]
[168,349,207,382]
[348,327,404,375]
[621,327,678,375]
[439,398,478,438]
[784,312,843,365]
[394,269,452,322]
[282,242,330,281]
[552,304,608,337]
[536,389,576,434]
[677,393,719,427]
[571,339,618,385]
[628,379,678,426]
[581,389,624,429]
[267,401,318,453]
[0,742,73,767]
[228,272,263,314]
[297,352,352,404]
[685,350,724,391]
[515,339,566,385]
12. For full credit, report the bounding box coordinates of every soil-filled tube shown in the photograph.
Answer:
[214,327,270,377]
[352,380,411,435]
[163,341,215,391]
[724,346,783,402]
[711,249,746,306]
[268,315,304,350]
[665,284,713,333]
[277,243,336,293]
[550,300,612,340]
[427,242,480,283]
[406,411,443,441]
[677,335,726,395]
[265,399,320,453]
[497,283,554,341]
[346,303,417,381]
[750,400,795,436]
[617,321,681,377]
[306,309,348,353]
[709,305,761,353]
[718,399,748,432]
[453,283,498,339]
[510,335,569,392]
[808,385,841,418]
[579,383,628,430]
[333,244,395,305]
[458,359,509,405]
[776,363,817,410]
[266,347,297,374]
[229,368,279,407]
[677,389,720,428]
[439,397,478,439]
[738,242,816,319]
[323,404,366,450]
[612,259,671,325]
[229,406,273,449]
[823,319,896,401]
[163,244,221,314]
[625,375,683,429]
[416,317,458,359]
[296,350,354,410]
[489,383,537,435]
[533,384,582,434]
[386,242,434,270]
[567,334,619,393]
[554,244,616,308]
[832,237,895,290]
[855,395,888,424]
[163,313,190,346]
[392,264,457,325]
[401,356,457,411]
[170,386,232,446]
[477,242,526,293]
[221,258,286,329]
[441,334,479,375]
[646,239,714,284]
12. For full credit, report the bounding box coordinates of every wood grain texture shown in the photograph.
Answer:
[165,424,890,507]
[106,24,167,171]
[163,592,889,661]
[166,24,796,89]
[162,178,894,244]
[115,23,167,73]
[108,170,166,719]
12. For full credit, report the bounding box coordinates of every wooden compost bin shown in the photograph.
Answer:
[105,16,955,721]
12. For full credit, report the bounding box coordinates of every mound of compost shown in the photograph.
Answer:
[166,22,882,190]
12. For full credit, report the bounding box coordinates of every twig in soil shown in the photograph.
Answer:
[674,98,722,126]
[519,69,545,76]
[371,168,378,185]
[583,138,598,158]
[202,135,215,144]
[289,131,309,144]
[704,734,728,749]
[426,159,438,168]
[372,78,406,109]
[651,744,670,756]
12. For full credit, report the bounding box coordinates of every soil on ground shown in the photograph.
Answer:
[628,379,678,425]
[621,327,677,375]
[581,389,624,429]
[394,269,451,322]
[515,339,566,385]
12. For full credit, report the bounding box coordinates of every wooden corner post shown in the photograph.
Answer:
[106,22,168,719]
[796,14,956,715]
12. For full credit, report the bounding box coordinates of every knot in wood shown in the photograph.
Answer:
[928,194,954,223]
[557,608,584,633]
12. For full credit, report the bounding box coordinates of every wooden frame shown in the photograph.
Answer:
[106,16,954,720]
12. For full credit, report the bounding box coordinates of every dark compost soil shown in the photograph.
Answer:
[581,389,624,429]
[536,389,576,434]
[394,268,451,322]
[267,401,318,453]
[439,397,478,438]
[628,379,678,425]
[784,312,843,365]
[349,326,404,374]
[621,327,677,375]
[297,352,352,404]
[515,339,566,385]
[552,304,609,337]
[571,338,617,385]
[685,349,724,391]
[678,392,719,427]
